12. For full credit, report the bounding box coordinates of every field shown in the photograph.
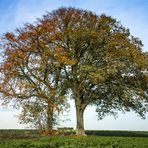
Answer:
[0,130,148,148]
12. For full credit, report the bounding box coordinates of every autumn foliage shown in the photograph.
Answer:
[0,7,148,136]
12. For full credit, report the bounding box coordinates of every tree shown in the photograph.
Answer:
[0,7,148,136]
[39,7,147,135]
[0,23,68,131]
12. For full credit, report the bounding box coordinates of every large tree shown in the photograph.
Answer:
[0,7,148,135]
[42,7,148,135]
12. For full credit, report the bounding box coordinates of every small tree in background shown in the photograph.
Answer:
[0,7,148,136]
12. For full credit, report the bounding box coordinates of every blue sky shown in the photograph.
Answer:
[0,0,148,130]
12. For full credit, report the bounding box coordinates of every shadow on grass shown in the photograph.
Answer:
[86,130,148,137]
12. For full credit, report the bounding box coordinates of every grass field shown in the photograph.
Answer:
[0,130,148,148]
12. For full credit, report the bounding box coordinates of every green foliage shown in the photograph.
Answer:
[0,135,148,148]
[0,130,148,147]
[1,7,148,135]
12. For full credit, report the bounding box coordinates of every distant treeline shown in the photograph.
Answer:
[0,129,148,139]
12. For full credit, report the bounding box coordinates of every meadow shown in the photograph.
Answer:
[0,130,148,148]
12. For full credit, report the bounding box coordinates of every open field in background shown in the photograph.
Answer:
[0,130,148,148]
[0,129,39,139]
[0,129,148,139]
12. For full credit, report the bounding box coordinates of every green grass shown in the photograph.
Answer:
[0,136,148,148]
[0,130,148,148]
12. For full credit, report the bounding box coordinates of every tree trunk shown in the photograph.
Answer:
[75,105,86,136]
[72,65,87,136]
[47,103,53,131]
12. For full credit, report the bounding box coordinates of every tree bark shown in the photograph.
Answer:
[75,105,86,136]
[47,103,53,131]
[72,64,87,136]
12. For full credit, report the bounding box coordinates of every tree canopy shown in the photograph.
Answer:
[0,20,68,130]
[0,7,148,136]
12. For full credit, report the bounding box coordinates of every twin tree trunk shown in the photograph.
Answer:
[47,102,86,136]
[47,98,87,136]
[46,98,87,136]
